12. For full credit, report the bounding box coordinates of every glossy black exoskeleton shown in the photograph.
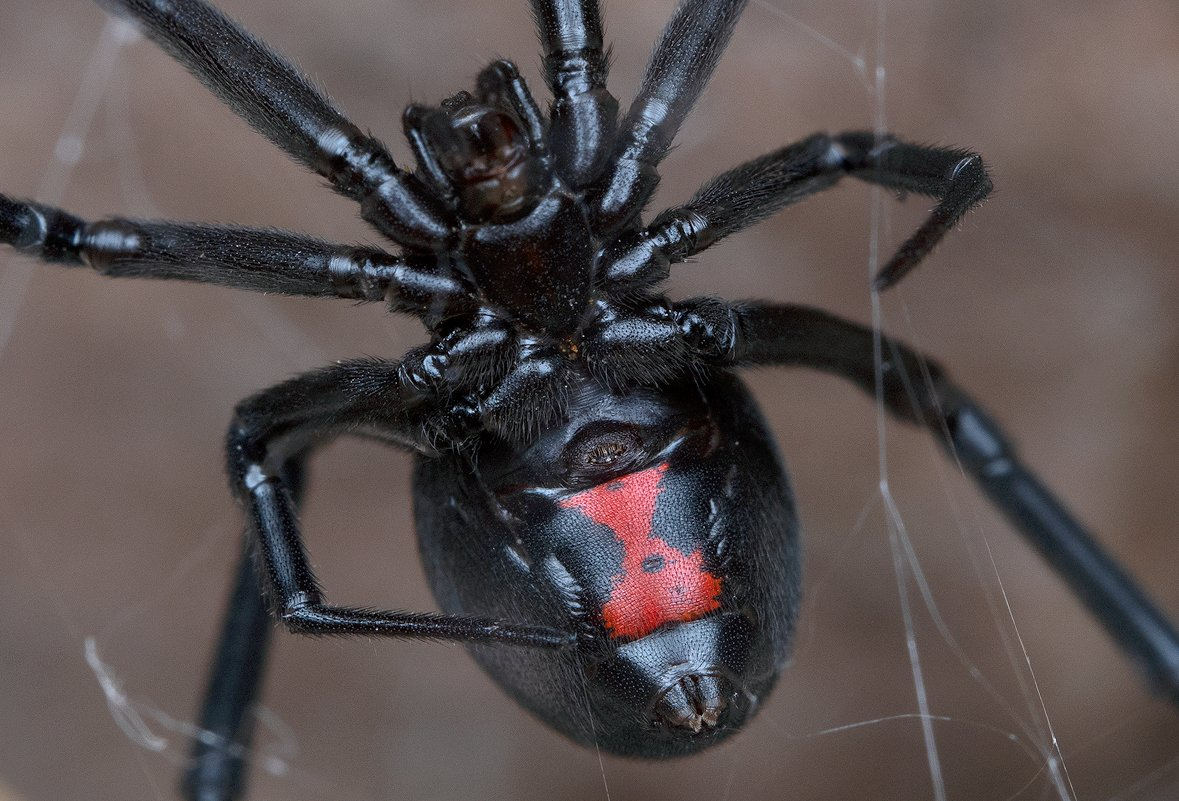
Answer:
[418,371,798,754]
[3,0,1177,798]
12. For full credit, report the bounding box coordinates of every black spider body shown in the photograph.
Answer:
[3,0,1178,799]
[416,370,799,755]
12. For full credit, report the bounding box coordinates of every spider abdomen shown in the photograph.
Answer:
[413,369,801,756]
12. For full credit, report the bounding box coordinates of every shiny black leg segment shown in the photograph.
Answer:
[602,132,991,289]
[0,193,86,263]
[98,0,452,249]
[228,360,572,648]
[181,537,274,801]
[0,194,464,313]
[397,321,517,399]
[840,133,992,289]
[530,0,618,186]
[676,300,1179,700]
[595,0,749,229]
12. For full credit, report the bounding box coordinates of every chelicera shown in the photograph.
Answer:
[2,0,1177,799]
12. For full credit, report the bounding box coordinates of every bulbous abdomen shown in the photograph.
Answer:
[412,370,800,756]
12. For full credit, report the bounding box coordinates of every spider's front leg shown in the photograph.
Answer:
[603,132,991,290]
[531,0,619,186]
[0,194,464,312]
[673,299,1179,703]
[595,0,750,230]
[98,0,451,248]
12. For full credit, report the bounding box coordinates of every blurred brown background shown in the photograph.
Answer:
[1,1,1178,799]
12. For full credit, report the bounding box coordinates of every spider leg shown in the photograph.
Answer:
[182,533,277,801]
[601,132,991,290]
[530,0,618,186]
[228,359,572,648]
[185,360,571,797]
[670,299,1179,701]
[97,0,453,249]
[595,0,749,230]
[0,194,464,314]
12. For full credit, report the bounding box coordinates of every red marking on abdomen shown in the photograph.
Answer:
[559,463,722,640]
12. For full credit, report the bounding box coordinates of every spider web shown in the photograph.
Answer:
[0,1,1177,800]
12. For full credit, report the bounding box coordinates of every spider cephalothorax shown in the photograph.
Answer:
[4,0,1178,799]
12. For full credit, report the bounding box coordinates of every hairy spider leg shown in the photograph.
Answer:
[531,0,619,186]
[98,0,452,250]
[0,0,1165,798]
[0,196,463,312]
[595,0,750,231]
[178,359,572,801]
[182,510,285,801]
[227,360,569,647]
[573,292,1179,700]
[673,300,1179,701]
[603,132,992,290]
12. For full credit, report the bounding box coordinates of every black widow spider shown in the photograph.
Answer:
[1,0,1177,799]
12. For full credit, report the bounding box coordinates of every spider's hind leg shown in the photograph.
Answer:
[182,521,288,801]
[226,360,571,647]
[673,299,1179,703]
[182,359,570,799]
